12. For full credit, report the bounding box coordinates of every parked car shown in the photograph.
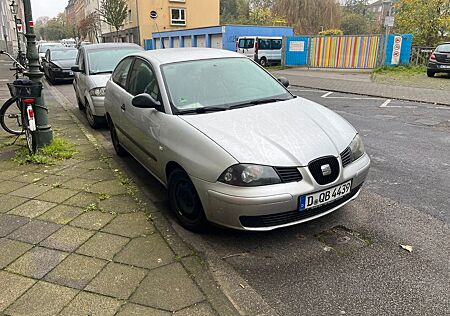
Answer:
[104,48,370,232]
[72,43,143,128]
[37,42,64,69]
[42,48,78,84]
[237,36,283,66]
[427,43,450,77]
[77,41,91,49]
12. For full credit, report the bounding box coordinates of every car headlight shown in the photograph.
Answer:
[349,134,365,161]
[218,164,281,186]
[90,87,106,97]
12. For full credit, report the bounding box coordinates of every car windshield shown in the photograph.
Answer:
[161,58,292,113]
[436,44,450,53]
[51,50,78,61]
[88,48,141,75]
[39,44,63,53]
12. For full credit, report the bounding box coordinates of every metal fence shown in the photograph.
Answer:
[410,47,434,65]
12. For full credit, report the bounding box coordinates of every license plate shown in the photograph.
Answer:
[439,65,450,69]
[299,180,352,211]
[69,71,74,75]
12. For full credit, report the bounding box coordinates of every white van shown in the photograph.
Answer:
[237,36,283,66]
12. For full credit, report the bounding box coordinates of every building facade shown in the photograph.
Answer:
[0,0,25,54]
[102,0,220,46]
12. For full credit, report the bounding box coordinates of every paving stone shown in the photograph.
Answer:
[8,219,61,244]
[0,271,35,312]
[38,204,85,225]
[0,180,26,194]
[76,232,129,260]
[8,199,56,218]
[75,160,109,170]
[5,281,78,315]
[34,174,72,186]
[116,303,171,316]
[115,236,174,270]
[79,168,116,181]
[98,194,140,214]
[0,170,24,180]
[131,263,204,311]
[63,191,99,208]
[85,262,146,300]
[89,180,127,195]
[59,291,122,316]
[56,166,90,177]
[62,178,98,191]
[6,246,68,279]
[44,253,107,289]
[102,212,154,238]
[0,238,33,269]
[0,214,29,237]
[0,195,29,213]
[70,211,115,230]
[40,226,94,252]
[36,187,79,203]
[174,303,216,316]
[9,183,51,199]
[14,172,47,184]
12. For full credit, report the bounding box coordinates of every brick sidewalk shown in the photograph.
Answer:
[0,59,238,315]
[273,69,450,106]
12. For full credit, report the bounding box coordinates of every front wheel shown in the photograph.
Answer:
[427,70,435,77]
[85,102,103,129]
[168,169,209,232]
[0,97,23,135]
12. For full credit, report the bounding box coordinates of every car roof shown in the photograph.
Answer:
[48,47,77,51]
[133,48,243,65]
[83,43,142,51]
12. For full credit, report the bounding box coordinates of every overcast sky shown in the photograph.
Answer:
[31,0,67,19]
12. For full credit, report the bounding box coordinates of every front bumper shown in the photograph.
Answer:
[53,70,75,80]
[192,153,370,231]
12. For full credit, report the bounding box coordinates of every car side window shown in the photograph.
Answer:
[127,59,161,102]
[259,39,271,50]
[272,39,282,50]
[112,57,134,89]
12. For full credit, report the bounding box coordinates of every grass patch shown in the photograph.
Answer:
[266,65,289,71]
[372,65,426,76]
[13,137,77,165]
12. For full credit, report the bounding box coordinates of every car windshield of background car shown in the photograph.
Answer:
[39,44,63,53]
[436,44,450,53]
[161,58,290,112]
[51,50,78,61]
[88,48,141,75]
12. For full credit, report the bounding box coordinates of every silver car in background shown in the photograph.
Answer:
[38,42,64,69]
[72,43,143,128]
[104,48,370,232]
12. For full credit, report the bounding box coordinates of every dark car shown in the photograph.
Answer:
[427,43,450,77]
[42,48,78,84]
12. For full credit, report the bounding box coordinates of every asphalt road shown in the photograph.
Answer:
[51,81,450,316]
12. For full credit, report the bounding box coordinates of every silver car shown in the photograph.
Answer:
[104,48,370,232]
[72,43,143,128]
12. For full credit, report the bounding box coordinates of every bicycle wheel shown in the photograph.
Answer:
[0,97,23,135]
[21,104,38,153]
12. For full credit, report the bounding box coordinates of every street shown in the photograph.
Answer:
[51,80,450,315]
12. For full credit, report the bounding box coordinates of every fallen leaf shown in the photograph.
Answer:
[400,244,413,252]
[239,283,245,289]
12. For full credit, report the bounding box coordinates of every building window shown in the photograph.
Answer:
[128,10,132,23]
[171,8,186,25]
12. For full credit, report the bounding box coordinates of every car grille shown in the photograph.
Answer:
[308,156,340,185]
[274,167,303,183]
[435,53,450,63]
[340,147,353,167]
[239,184,363,228]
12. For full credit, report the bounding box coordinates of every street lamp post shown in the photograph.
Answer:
[22,0,53,148]
[9,0,23,63]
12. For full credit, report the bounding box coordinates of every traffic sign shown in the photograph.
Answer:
[17,24,23,33]
[384,16,395,27]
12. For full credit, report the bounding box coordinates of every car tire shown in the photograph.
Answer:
[168,169,209,232]
[76,95,85,110]
[85,101,103,129]
[259,57,268,67]
[427,70,435,77]
[108,117,128,157]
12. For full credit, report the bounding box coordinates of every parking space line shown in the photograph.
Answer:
[321,91,382,100]
[321,92,333,98]
[379,99,392,108]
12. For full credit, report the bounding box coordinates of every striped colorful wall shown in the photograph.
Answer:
[309,36,380,69]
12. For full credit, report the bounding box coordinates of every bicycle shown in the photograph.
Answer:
[0,50,42,153]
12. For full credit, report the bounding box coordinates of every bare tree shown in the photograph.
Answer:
[97,0,127,42]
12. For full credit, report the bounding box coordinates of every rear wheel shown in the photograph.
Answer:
[108,118,127,157]
[427,70,435,77]
[168,169,209,232]
[0,97,23,135]
[21,108,37,153]
[260,57,268,67]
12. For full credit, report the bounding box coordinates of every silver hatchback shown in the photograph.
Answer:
[104,48,370,232]
[72,43,143,128]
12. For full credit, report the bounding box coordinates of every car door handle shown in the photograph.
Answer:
[121,104,126,111]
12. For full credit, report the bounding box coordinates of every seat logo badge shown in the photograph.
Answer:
[321,164,332,176]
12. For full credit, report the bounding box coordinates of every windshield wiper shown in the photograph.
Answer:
[228,98,289,109]
[90,71,113,75]
[177,106,229,115]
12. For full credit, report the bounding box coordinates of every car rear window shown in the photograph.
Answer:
[436,44,450,53]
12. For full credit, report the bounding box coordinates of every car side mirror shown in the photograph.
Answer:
[71,65,81,72]
[41,57,47,62]
[132,93,161,109]
[278,77,289,88]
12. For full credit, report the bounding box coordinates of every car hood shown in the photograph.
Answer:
[180,97,357,166]
[87,74,111,88]
[52,60,76,69]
